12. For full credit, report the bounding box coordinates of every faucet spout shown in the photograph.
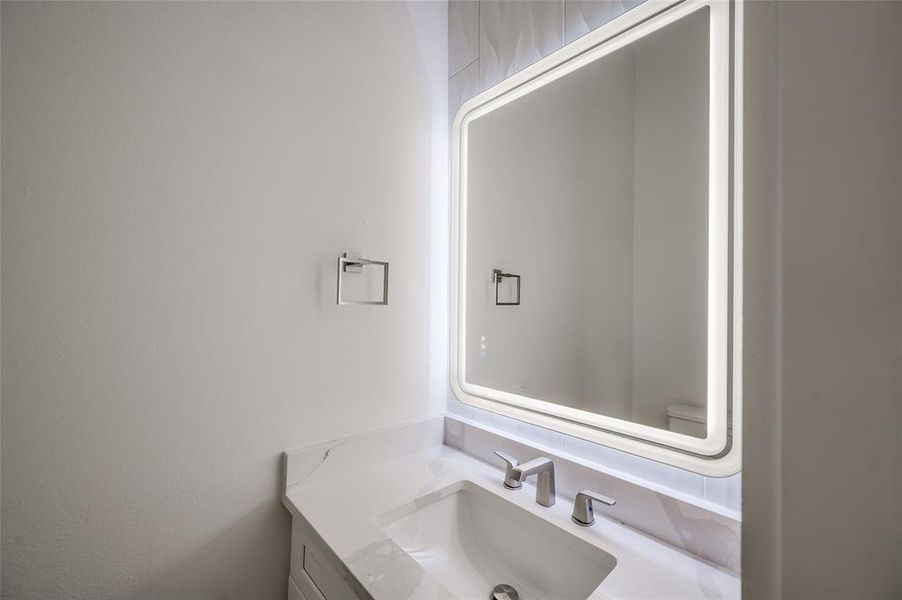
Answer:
[511,457,555,507]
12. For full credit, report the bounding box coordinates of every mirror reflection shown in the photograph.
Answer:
[465,8,711,437]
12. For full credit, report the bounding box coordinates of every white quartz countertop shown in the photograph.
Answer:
[282,418,740,600]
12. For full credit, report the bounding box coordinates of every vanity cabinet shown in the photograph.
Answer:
[287,575,305,600]
[288,514,362,600]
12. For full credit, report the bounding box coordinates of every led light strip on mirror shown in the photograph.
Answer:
[450,0,742,477]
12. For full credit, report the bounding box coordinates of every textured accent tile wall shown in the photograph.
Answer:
[449,59,479,125]
[478,0,563,91]
[449,0,478,75]
[448,0,647,121]
[564,0,646,43]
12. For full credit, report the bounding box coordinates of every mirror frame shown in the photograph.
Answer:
[450,0,742,476]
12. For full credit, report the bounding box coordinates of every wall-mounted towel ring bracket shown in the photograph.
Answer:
[493,269,520,306]
[337,252,389,305]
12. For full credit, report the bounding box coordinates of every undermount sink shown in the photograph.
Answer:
[375,480,616,600]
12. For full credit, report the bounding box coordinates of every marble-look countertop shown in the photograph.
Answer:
[282,418,740,600]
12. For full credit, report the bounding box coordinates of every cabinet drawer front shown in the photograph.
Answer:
[290,571,325,600]
[303,543,358,599]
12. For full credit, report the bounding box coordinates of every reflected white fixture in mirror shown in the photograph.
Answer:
[451,0,741,476]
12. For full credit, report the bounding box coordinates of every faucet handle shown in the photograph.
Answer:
[493,450,522,490]
[571,490,616,527]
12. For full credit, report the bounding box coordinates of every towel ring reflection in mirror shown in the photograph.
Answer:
[493,269,520,306]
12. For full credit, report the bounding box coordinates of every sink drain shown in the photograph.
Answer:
[490,583,519,600]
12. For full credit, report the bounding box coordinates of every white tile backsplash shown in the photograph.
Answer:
[704,471,742,508]
[444,414,741,572]
[490,409,569,450]
[451,398,740,513]
[565,431,705,500]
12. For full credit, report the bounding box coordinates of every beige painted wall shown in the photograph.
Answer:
[0,2,447,598]
[742,2,902,598]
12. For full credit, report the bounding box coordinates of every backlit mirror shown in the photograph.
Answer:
[451,0,740,475]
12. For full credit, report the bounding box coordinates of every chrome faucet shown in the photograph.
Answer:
[571,489,616,526]
[493,451,523,490]
[512,457,556,507]
[494,451,555,507]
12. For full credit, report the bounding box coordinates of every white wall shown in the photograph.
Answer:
[742,2,902,598]
[0,2,447,598]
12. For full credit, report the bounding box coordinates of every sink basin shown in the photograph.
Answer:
[375,481,616,600]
